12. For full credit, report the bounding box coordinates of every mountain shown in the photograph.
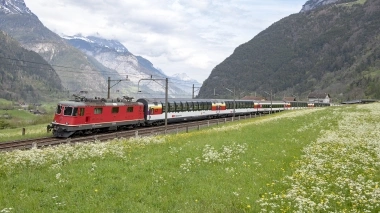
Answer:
[64,35,196,98]
[0,0,116,98]
[0,0,33,15]
[301,0,340,12]
[0,30,63,102]
[170,73,200,97]
[198,0,380,102]
[0,0,196,100]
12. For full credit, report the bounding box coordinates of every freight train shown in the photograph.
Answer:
[47,96,330,138]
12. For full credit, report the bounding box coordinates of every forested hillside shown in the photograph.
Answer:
[198,0,380,102]
[0,31,63,102]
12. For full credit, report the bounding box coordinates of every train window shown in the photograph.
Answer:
[153,102,158,105]
[194,102,200,111]
[73,108,78,116]
[169,102,175,112]
[199,102,204,110]
[112,107,119,113]
[227,101,232,109]
[127,106,133,112]
[207,102,212,110]
[56,105,62,114]
[162,104,166,113]
[94,107,103,114]
[79,108,85,116]
[188,102,193,111]
[175,102,182,112]
[183,102,189,111]
[64,106,73,116]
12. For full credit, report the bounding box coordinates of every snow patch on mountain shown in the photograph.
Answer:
[64,35,197,98]
[62,34,129,53]
[0,0,33,15]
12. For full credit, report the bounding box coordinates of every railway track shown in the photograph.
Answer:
[0,113,265,152]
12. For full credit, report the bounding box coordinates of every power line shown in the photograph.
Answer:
[0,55,204,87]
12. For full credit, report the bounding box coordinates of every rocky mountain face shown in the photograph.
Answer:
[198,0,380,102]
[301,0,341,12]
[0,0,197,100]
[0,0,112,97]
[0,30,63,102]
[0,0,32,15]
[64,35,198,98]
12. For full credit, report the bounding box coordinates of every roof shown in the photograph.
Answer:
[241,96,266,101]
[341,99,378,104]
[308,92,330,99]
[283,97,296,102]
[58,100,142,107]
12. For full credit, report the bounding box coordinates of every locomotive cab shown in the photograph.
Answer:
[48,103,86,137]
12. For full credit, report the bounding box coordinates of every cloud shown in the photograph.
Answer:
[24,0,306,83]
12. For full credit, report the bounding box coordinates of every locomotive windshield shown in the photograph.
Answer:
[56,105,62,114]
[63,106,73,116]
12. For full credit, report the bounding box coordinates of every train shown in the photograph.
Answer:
[47,95,330,138]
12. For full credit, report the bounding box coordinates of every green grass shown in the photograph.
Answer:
[0,105,379,212]
[0,109,53,142]
[339,0,367,7]
[0,123,51,142]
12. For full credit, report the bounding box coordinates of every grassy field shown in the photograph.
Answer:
[0,111,53,142]
[0,104,379,212]
[0,98,55,141]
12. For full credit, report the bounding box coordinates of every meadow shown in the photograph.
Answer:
[0,104,379,212]
[0,98,54,142]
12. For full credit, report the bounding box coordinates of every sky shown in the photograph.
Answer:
[24,0,307,84]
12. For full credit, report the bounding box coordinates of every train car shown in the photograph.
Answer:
[223,99,256,116]
[287,101,309,109]
[254,101,287,113]
[314,102,331,107]
[136,98,217,125]
[136,98,258,126]
[47,97,144,137]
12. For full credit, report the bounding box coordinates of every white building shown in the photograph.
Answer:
[308,92,331,103]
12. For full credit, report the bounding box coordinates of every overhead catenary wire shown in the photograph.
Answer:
[0,55,203,86]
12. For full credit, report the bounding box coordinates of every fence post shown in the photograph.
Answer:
[197,125,200,131]
[22,128,25,136]
[224,118,227,123]
[208,121,210,127]
[186,126,189,133]
[135,131,138,138]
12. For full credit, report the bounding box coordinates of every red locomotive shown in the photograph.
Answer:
[47,96,144,137]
